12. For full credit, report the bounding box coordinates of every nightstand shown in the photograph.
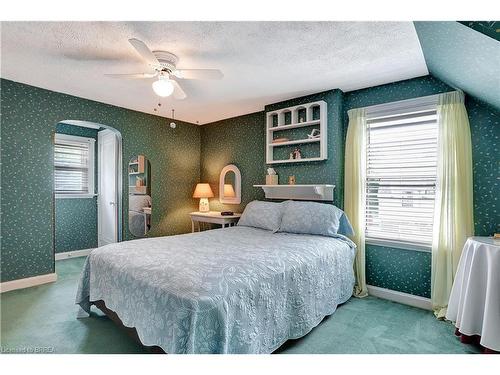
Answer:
[189,211,242,233]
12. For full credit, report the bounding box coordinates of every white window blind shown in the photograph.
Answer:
[365,108,438,247]
[54,134,94,196]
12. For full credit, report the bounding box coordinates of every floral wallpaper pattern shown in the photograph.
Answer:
[265,90,345,208]
[202,75,498,298]
[1,74,498,296]
[467,96,500,236]
[200,112,266,213]
[344,75,499,297]
[458,21,500,41]
[366,245,431,298]
[414,21,500,110]
[201,90,345,212]
[1,79,201,282]
[54,123,99,253]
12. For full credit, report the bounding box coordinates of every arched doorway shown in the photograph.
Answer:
[53,120,123,259]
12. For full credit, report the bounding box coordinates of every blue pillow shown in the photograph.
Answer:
[338,212,354,236]
[238,201,284,232]
[279,201,346,237]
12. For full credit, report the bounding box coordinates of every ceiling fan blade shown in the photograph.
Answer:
[173,69,223,80]
[171,80,187,100]
[105,72,158,79]
[128,38,160,67]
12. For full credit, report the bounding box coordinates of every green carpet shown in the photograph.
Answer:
[0,257,480,354]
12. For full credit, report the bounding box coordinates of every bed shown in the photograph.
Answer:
[76,225,355,353]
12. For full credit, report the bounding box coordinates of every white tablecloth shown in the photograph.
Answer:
[446,237,500,351]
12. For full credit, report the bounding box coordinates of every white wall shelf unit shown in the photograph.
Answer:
[254,184,335,201]
[266,100,327,164]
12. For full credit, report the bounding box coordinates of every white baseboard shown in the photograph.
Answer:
[367,284,432,311]
[0,273,58,293]
[55,248,93,261]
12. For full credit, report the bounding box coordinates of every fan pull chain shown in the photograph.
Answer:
[170,109,176,129]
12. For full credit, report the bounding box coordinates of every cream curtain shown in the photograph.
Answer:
[344,108,368,297]
[432,91,474,319]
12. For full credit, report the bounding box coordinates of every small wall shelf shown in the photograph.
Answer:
[254,184,335,201]
[271,138,320,147]
[266,101,327,164]
[129,186,147,195]
[266,157,325,165]
[128,155,145,174]
[268,119,321,132]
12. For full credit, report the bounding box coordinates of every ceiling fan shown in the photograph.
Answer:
[105,38,223,99]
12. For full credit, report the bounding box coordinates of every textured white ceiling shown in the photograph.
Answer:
[1,22,428,124]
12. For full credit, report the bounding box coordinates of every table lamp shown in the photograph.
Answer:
[193,183,214,212]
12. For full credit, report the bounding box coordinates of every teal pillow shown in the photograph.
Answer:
[279,201,345,237]
[238,201,284,232]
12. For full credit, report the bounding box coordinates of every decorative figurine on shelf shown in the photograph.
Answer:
[307,128,321,139]
[289,147,302,160]
[288,175,296,185]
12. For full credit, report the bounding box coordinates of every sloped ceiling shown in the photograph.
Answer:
[414,21,500,109]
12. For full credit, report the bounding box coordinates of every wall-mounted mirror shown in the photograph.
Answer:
[219,164,241,204]
[128,155,152,237]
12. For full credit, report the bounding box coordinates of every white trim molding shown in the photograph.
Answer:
[366,238,431,253]
[55,248,93,261]
[367,285,432,311]
[0,273,57,293]
[55,193,98,199]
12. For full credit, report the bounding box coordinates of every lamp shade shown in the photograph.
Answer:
[152,77,174,97]
[193,183,214,198]
[223,184,236,198]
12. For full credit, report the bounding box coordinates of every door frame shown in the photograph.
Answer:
[52,120,122,260]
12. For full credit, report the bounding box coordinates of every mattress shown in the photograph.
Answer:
[76,226,356,353]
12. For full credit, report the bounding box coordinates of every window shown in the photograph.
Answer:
[54,133,95,198]
[365,102,438,250]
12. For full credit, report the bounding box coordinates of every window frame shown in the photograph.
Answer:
[363,95,440,252]
[54,133,96,199]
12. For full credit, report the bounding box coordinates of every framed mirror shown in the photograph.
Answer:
[128,155,152,237]
[219,164,241,204]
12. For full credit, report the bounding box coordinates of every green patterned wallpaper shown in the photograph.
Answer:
[54,123,99,253]
[201,75,498,298]
[0,79,201,282]
[343,76,453,297]
[344,75,499,297]
[414,21,500,110]
[200,112,266,213]
[200,90,345,213]
[366,245,431,297]
[265,90,345,208]
[54,198,98,253]
[467,96,500,236]
[458,21,500,42]
[2,74,498,294]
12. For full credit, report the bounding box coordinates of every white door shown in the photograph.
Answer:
[98,129,118,246]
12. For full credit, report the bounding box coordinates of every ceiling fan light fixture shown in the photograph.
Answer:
[152,77,174,97]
